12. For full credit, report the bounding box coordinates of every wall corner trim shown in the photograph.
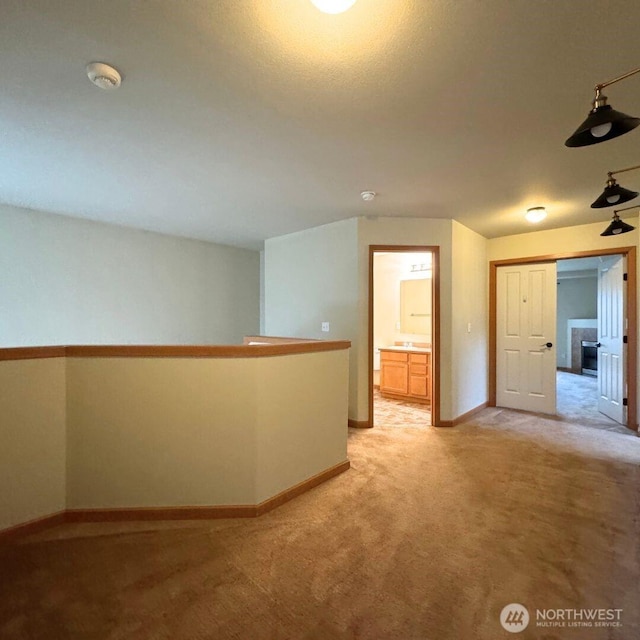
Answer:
[0,511,66,544]
[0,461,351,542]
[348,419,372,429]
[435,402,489,427]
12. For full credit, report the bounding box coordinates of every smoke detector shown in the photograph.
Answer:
[361,191,376,201]
[86,62,122,90]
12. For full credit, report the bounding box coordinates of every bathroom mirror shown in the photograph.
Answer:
[400,278,431,334]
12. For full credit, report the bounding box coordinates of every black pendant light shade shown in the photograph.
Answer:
[600,213,636,236]
[566,67,640,147]
[565,104,640,147]
[590,178,639,208]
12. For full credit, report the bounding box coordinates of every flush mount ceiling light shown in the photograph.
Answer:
[600,205,637,236]
[86,62,122,90]
[565,66,640,147]
[310,0,357,14]
[525,206,547,223]
[361,190,376,201]
[590,164,640,208]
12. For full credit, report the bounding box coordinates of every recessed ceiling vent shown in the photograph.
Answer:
[86,62,122,90]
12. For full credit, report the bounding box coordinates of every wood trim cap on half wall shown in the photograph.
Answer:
[0,338,351,361]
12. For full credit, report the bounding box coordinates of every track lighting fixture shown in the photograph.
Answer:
[591,164,640,208]
[565,66,640,147]
[600,205,637,237]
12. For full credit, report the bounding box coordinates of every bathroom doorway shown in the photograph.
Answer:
[368,246,440,427]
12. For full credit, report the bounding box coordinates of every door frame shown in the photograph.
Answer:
[368,245,441,427]
[489,246,637,430]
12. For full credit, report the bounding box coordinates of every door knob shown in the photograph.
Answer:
[596,342,602,348]
[540,342,553,348]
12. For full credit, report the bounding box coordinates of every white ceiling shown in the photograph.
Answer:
[1,0,640,249]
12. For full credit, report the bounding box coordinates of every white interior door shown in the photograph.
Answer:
[597,255,626,424]
[496,263,557,414]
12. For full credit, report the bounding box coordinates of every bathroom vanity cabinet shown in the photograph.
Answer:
[379,348,431,404]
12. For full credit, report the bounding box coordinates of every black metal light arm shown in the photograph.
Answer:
[607,163,640,181]
[595,67,640,92]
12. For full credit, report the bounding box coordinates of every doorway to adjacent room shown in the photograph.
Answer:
[490,247,638,431]
[369,246,440,428]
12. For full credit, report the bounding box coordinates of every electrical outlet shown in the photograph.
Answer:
[321,322,330,332]
[467,322,472,333]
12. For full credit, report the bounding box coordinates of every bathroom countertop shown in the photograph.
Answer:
[379,345,431,353]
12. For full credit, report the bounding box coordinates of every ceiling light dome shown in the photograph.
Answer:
[310,0,357,14]
[525,207,547,223]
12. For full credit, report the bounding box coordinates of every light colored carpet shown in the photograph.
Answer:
[556,370,633,434]
[1,408,639,639]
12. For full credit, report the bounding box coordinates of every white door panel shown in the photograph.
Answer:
[597,256,626,424]
[497,263,557,414]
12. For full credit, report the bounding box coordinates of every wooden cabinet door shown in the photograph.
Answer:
[409,353,430,400]
[409,374,428,397]
[380,352,409,395]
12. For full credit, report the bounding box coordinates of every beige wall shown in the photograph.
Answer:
[254,350,349,503]
[373,255,398,363]
[264,218,359,415]
[264,215,491,424]
[0,358,66,530]
[0,204,260,347]
[451,221,488,417]
[62,350,349,509]
[66,357,257,508]
[487,219,639,262]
